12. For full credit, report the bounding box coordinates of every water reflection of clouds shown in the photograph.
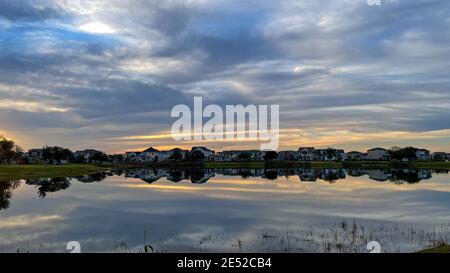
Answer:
[0,170,450,252]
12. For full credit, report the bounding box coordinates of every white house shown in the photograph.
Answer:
[415,149,430,161]
[432,152,447,161]
[346,151,366,161]
[278,151,299,161]
[26,149,44,164]
[367,148,390,161]
[298,147,315,161]
[314,148,345,161]
[126,147,162,162]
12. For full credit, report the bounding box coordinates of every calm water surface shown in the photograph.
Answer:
[1,168,450,253]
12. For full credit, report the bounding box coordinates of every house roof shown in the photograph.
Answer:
[191,147,214,152]
[75,149,100,154]
[368,147,387,152]
[169,148,187,152]
[143,147,160,153]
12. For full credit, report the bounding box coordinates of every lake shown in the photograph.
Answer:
[1,168,450,253]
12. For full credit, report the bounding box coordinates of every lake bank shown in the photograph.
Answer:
[0,164,108,181]
[1,161,449,181]
[100,160,450,169]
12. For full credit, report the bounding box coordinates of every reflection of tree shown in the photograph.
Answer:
[322,173,339,184]
[191,151,205,161]
[390,170,421,184]
[36,177,71,199]
[167,170,184,182]
[263,170,279,180]
[0,180,21,210]
[190,169,213,184]
[238,170,252,179]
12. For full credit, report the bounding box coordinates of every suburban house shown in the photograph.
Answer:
[209,153,226,162]
[191,147,215,161]
[125,147,162,163]
[432,152,447,161]
[73,149,102,163]
[367,148,390,161]
[314,148,345,161]
[278,151,299,161]
[346,151,367,161]
[219,150,265,161]
[219,151,244,161]
[164,148,190,161]
[415,149,431,161]
[298,147,315,161]
[26,149,44,164]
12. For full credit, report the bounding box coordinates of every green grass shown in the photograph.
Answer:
[205,161,266,169]
[417,245,450,253]
[0,164,108,181]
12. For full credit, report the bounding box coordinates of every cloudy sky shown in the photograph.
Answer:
[0,0,450,153]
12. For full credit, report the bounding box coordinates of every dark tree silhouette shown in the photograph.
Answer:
[0,136,22,164]
[263,170,279,180]
[191,151,205,161]
[42,146,73,164]
[238,152,252,161]
[169,150,183,161]
[263,151,278,161]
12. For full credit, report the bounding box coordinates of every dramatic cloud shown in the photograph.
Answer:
[0,0,449,152]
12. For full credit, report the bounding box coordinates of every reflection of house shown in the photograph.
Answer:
[76,173,108,183]
[417,170,432,180]
[415,149,430,161]
[166,170,189,182]
[278,151,299,161]
[298,147,315,161]
[367,169,391,182]
[346,151,367,161]
[125,169,166,183]
[432,152,447,161]
[367,148,390,161]
[320,169,346,181]
[298,169,320,182]
[26,149,44,164]
[347,169,369,177]
[190,169,215,183]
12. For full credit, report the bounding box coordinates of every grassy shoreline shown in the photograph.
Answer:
[0,164,108,181]
[417,245,450,253]
[0,161,449,181]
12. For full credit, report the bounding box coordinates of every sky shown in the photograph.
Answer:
[0,0,450,153]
